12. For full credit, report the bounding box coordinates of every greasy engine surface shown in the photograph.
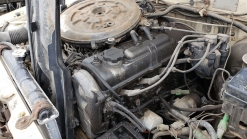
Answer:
[81,33,175,90]
[3,0,247,138]
[58,0,247,138]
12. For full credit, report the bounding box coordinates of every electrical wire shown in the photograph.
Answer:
[183,63,192,92]
[152,26,213,35]
[189,124,193,139]
[138,39,200,94]
[108,101,146,131]
[113,108,145,132]
[207,68,231,103]
[159,36,201,77]
[208,41,223,55]
[180,40,224,63]
[153,0,247,16]
[222,17,234,82]
[174,22,196,31]
[121,36,204,96]
[160,95,219,139]
[194,112,223,119]
[145,4,247,33]
[173,42,212,73]
[193,113,224,139]
[153,0,204,6]
[193,111,206,119]
[130,98,155,113]
[172,104,222,112]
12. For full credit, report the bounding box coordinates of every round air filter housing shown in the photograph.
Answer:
[61,0,142,48]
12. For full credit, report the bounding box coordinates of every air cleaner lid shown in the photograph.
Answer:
[60,0,142,45]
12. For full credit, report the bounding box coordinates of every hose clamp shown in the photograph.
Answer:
[0,45,11,55]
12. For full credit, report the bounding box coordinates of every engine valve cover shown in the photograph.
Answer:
[60,0,142,47]
[81,33,175,91]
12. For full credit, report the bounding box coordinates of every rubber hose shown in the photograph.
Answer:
[107,101,146,132]
[136,38,202,95]
[145,5,247,33]
[0,42,16,50]
[152,131,170,139]
[153,127,190,139]
[1,22,9,32]
[113,109,145,132]
[194,120,217,139]
[9,26,28,44]
[130,98,154,113]
[174,42,211,73]
[145,5,199,17]
[172,104,222,112]
[160,96,190,122]
[114,103,146,129]
[0,32,11,42]
[139,26,153,40]
[130,30,139,45]
[160,96,217,139]
[146,1,155,13]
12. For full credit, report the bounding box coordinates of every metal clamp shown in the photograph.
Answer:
[15,100,52,129]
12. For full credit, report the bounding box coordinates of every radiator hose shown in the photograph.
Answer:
[0,26,28,44]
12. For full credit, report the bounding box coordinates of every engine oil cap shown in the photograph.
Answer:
[103,48,124,63]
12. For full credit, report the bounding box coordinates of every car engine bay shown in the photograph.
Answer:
[1,0,247,139]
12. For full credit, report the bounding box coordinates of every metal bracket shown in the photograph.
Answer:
[15,100,52,129]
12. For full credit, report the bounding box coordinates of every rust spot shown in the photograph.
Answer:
[15,100,52,130]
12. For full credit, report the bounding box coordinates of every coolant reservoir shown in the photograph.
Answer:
[139,109,163,131]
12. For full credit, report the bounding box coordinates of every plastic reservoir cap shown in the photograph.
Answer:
[139,109,163,131]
